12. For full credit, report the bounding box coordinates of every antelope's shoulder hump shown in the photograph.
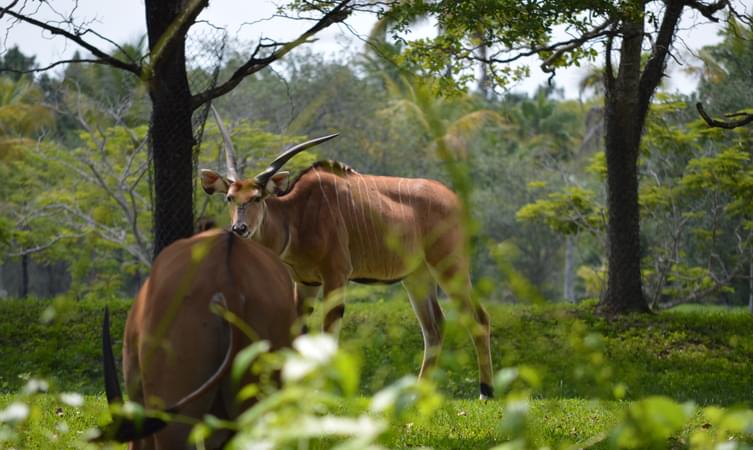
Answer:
[283,160,357,195]
[310,160,357,176]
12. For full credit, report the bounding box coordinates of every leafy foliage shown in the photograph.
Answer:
[516,186,604,235]
[1,298,753,448]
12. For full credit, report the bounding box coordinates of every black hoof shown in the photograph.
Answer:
[480,382,494,400]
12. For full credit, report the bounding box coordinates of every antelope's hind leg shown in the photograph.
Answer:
[437,270,494,399]
[404,266,445,380]
[425,233,494,399]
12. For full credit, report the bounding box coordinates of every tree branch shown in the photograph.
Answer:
[0,3,141,75]
[190,0,352,110]
[120,138,148,188]
[0,58,115,75]
[27,97,153,264]
[31,203,151,266]
[0,0,19,21]
[684,0,728,21]
[696,102,753,128]
[9,233,86,257]
[540,20,615,73]
[638,0,685,117]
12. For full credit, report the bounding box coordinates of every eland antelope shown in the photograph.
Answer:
[200,107,494,399]
[99,229,297,449]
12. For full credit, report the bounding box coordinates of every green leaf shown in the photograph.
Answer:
[231,341,271,388]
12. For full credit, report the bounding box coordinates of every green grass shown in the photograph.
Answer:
[321,397,625,449]
[2,296,751,404]
[1,295,752,448]
[2,394,622,450]
[0,394,729,450]
[341,298,753,405]
[0,393,116,450]
[0,296,131,395]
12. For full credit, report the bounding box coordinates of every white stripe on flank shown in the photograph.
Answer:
[346,177,362,250]
[332,174,344,220]
[314,170,345,251]
[397,178,408,275]
[369,176,390,276]
[331,174,351,254]
[354,174,374,263]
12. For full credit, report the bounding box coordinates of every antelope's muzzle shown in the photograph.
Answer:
[231,223,249,237]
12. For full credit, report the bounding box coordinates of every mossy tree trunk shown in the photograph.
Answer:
[598,1,684,315]
[145,0,206,257]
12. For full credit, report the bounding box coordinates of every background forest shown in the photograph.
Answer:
[2,20,753,312]
[3,1,753,449]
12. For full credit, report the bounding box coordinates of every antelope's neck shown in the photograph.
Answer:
[255,197,290,256]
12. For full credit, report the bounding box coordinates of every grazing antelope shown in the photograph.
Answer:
[99,229,297,449]
[200,107,494,399]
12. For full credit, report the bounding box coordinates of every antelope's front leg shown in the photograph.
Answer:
[295,283,321,334]
[322,275,348,337]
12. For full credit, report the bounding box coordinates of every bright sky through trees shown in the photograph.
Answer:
[0,1,748,98]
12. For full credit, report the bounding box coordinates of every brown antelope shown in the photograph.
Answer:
[99,229,297,449]
[200,107,494,399]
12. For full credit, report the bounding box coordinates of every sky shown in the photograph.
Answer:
[1,1,750,99]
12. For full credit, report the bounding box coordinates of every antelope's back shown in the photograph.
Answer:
[292,166,463,279]
[135,229,297,348]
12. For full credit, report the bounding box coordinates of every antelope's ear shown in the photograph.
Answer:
[200,169,230,195]
[265,171,290,195]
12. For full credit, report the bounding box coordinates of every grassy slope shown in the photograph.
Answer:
[0,296,752,449]
[344,299,753,405]
[0,297,131,394]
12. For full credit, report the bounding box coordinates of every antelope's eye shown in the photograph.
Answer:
[225,195,233,203]
[252,196,262,203]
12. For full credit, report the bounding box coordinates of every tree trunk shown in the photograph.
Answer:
[20,254,29,298]
[46,264,54,297]
[749,250,752,314]
[0,263,5,298]
[598,19,650,315]
[474,30,491,100]
[145,0,198,257]
[563,235,575,302]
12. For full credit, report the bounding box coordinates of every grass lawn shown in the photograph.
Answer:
[0,393,111,450]
[1,294,752,448]
[1,394,627,449]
